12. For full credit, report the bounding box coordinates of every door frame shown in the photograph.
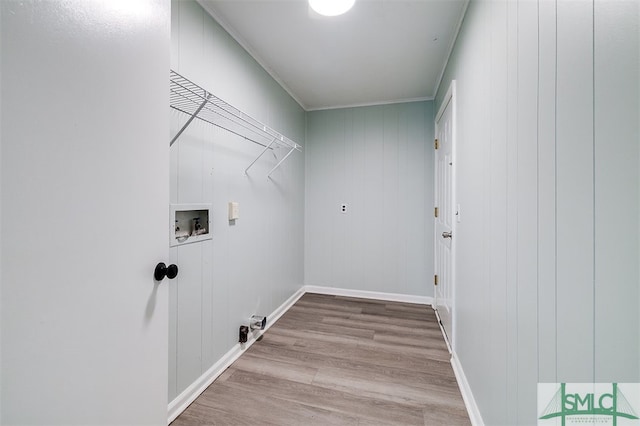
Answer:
[434,80,457,352]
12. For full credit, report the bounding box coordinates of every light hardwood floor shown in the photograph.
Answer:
[171,293,471,425]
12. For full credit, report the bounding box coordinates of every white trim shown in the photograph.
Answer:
[450,353,484,426]
[167,287,305,424]
[449,81,457,352]
[306,96,434,112]
[435,80,456,123]
[433,306,452,354]
[303,285,433,306]
[433,80,457,352]
[168,342,242,423]
[435,305,482,426]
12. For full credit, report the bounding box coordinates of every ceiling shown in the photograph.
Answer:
[196,0,468,111]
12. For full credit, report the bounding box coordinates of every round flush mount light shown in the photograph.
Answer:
[309,0,356,16]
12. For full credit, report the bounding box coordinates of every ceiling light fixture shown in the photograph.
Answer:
[309,0,356,17]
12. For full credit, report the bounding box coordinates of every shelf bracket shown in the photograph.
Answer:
[267,145,297,178]
[245,137,277,175]
[170,94,210,147]
[169,71,302,175]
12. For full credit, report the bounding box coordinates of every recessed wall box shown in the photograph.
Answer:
[170,203,212,247]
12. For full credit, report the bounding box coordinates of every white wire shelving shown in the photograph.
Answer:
[169,70,302,176]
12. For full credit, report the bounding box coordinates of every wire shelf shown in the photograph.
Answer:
[170,70,301,153]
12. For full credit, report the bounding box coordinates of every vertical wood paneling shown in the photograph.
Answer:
[555,0,594,383]
[209,130,232,364]
[477,3,497,419]
[382,106,400,290]
[170,0,181,75]
[305,110,332,286]
[436,0,638,423]
[452,0,495,419]
[420,103,432,288]
[178,1,205,85]
[351,107,367,288]
[488,0,509,423]
[405,103,429,293]
[363,106,386,291]
[397,107,409,291]
[330,110,349,287]
[201,135,215,369]
[505,1,519,423]
[537,0,558,386]
[594,0,640,382]
[168,116,181,401]
[516,1,539,423]
[343,108,357,287]
[170,0,305,402]
[168,245,178,399]
[437,3,492,420]
[305,102,432,296]
[176,242,203,392]
[173,80,208,397]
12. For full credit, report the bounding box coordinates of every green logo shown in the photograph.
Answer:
[539,383,639,425]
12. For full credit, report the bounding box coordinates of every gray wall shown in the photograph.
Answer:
[305,102,434,297]
[436,0,640,424]
[169,0,306,401]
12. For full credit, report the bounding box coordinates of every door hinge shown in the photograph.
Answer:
[434,207,439,218]
[434,275,438,286]
[434,138,439,150]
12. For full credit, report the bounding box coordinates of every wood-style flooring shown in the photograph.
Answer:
[171,293,470,425]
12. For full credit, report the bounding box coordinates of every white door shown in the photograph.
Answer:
[434,82,456,349]
[1,1,171,424]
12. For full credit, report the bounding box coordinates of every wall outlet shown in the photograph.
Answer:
[340,203,348,214]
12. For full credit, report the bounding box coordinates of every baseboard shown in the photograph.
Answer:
[433,303,482,426]
[433,307,453,354]
[303,285,433,305]
[450,352,484,426]
[167,287,306,424]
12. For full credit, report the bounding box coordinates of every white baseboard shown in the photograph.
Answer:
[450,352,484,426]
[433,303,482,426]
[303,285,433,305]
[433,307,453,354]
[167,287,305,424]
[167,341,243,423]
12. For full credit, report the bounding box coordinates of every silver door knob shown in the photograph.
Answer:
[442,231,452,239]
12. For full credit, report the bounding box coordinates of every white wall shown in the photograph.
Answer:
[1,1,171,424]
[305,102,434,297]
[169,0,306,401]
[436,0,639,424]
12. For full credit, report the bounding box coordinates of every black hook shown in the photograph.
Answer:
[154,262,179,281]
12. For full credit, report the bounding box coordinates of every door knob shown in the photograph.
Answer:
[442,231,452,239]
[154,262,179,281]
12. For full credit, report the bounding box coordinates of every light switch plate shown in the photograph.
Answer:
[228,202,239,221]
